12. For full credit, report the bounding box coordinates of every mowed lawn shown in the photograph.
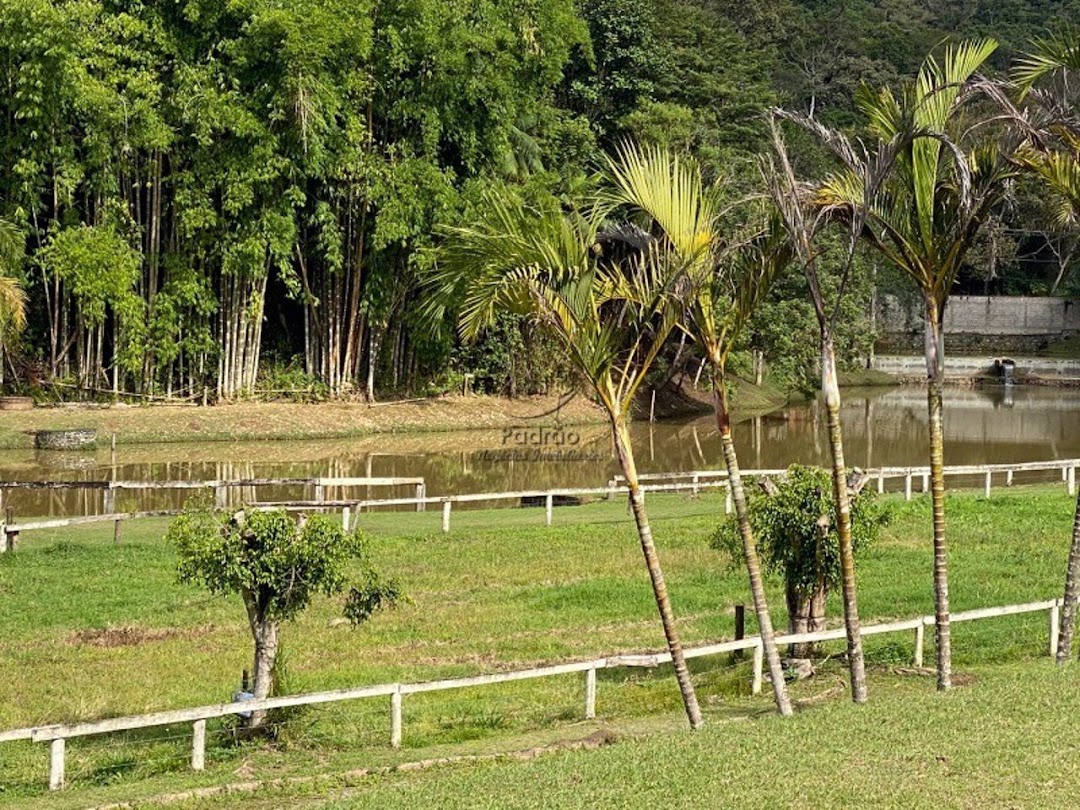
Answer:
[0,486,1076,807]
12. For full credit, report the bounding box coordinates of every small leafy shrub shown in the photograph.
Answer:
[712,464,890,648]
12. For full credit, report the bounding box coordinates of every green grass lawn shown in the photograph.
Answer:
[176,661,1080,810]
[0,486,1076,807]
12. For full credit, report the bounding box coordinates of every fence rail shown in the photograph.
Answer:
[1,597,1063,791]
[614,458,1080,502]
[0,476,427,550]
[3,458,1079,546]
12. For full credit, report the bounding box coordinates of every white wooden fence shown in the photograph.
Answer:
[0,475,426,513]
[0,476,426,551]
[0,597,1063,791]
[3,458,1078,545]
[614,457,1080,502]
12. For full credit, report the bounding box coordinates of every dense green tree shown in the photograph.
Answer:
[0,0,1077,401]
[167,507,399,730]
[711,464,887,658]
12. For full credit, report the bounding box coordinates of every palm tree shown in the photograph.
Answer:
[763,117,888,703]
[430,191,704,728]
[0,219,27,388]
[805,39,1017,689]
[604,143,794,716]
[1008,30,1080,661]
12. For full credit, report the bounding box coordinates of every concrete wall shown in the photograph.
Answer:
[872,355,1080,381]
[880,295,1080,336]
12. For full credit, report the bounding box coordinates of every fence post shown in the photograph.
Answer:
[314,482,325,504]
[1050,603,1060,658]
[214,484,226,510]
[391,687,403,749]
[984,471,992,499]
[342,507,351,533]
[905,473,912,501]
[733,604,745,661]
[752,641,764,695]
[191,719,206,771]
[1069,467,1076,497]
[922,473,930,493]
[545,494,553,527]
[4,508,15,552]
[584,667,597,720]
[914,622,925,668]
[415,483,425,513]
[877,472,885,494]
[692,474,700,495]
[725,484,733,516]
[441,499,451,534]
[49,738,65,790]
[1006,469,1014,487]
[113,519,122,544]
[103,484,115,515]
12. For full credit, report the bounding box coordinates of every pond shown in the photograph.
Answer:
[2,384,1078,517]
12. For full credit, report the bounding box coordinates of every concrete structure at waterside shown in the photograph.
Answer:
[875,295,1080,382]
[879,295,1080,352]
[872,354,1080,383]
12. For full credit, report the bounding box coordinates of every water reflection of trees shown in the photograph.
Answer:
[3,386,1080,517]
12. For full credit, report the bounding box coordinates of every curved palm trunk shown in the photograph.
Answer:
[1056,489,1080,662]
[820,334,868,703]
[712,376,793,716]
[925,302,951,689]
[611,417,704,729]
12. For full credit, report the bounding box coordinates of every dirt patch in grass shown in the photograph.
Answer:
[69,624,213,648]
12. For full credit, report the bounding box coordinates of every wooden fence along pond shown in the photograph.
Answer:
[0,597,1064,790]
[1,457,1078,547]
[0,458,1077,789]
[0,476,426,551]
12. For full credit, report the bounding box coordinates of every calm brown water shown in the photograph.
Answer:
[3,384,1079,517]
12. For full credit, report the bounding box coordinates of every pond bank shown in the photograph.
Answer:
[0,375,829,450]
[0,371,906,451]
[0,394,608,449]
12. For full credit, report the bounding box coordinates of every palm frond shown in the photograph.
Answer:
[0,275,28,337]
[1015,27,1080,97]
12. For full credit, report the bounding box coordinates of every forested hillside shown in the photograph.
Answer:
[0,0,1076,400]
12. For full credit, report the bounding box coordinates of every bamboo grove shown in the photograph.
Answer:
[1,1,1078,401]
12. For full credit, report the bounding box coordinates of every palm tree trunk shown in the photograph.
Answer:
[820,334,868,703]
[1056,489,1080,662]
[925,301,951,690]
[611,416,703,729]
[712,375,793,716]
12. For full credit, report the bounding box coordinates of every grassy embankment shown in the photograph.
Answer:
[0,372,863,450]
[0,393,608,449]
[0,485,1074,807]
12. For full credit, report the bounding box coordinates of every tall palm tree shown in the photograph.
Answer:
[430,191,704,728]
[1008,30,1080,661]
[807,39,1017,689]
[762,117,891,703]
[0,219,27,388]
[604,143,794,716]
